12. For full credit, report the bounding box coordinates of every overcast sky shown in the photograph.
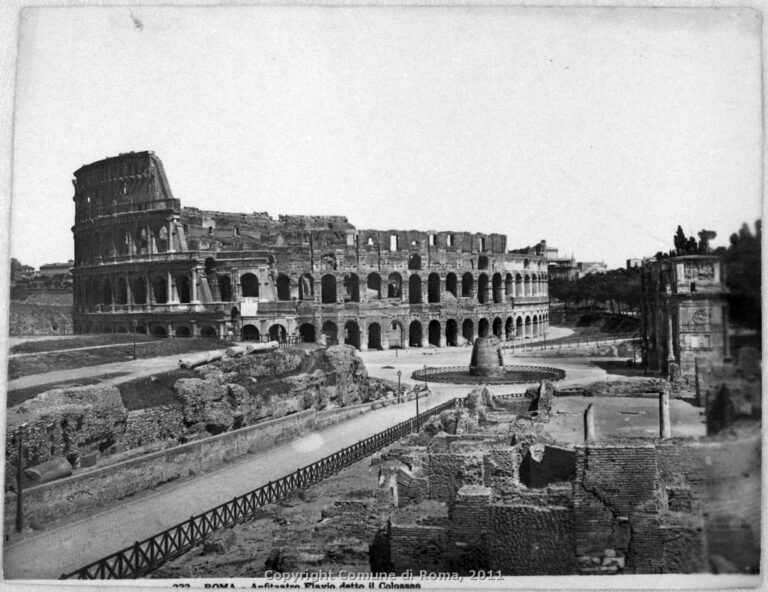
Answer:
[11,5,763,269]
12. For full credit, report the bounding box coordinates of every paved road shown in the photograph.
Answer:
[2,386,458,580]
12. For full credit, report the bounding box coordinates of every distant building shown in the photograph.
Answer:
[626,258,644,269]
[546,249,608,281]
[641,253,729,378]
[39,261,74,277]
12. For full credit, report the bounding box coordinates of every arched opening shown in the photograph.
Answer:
[492,273,503,304]
[344,321,361,349]
[115,278,128,305]
[219,275,233,301]
[505,273,513,297]
[343,273,360,302]
[492,317,503,338]
[408,253,421,270]
[200,326,217,338]
[428,320,441,347]
[515,317,523,338]
[478,255,489,270]
[524,275,531,297]
[409,275,422,304]
[299,323,316,343]
[231,306,240,321]
[153,276,167,304]
[477,274,489,304]
[241,273,259,298]
[157,226,168,253]
[299,274,314,300]
[427,273,440,303]
[132,277,147,305]
[269,324,287,342]
[478,318,490,338]
[276,274,291,301]
[505,317,514,340]
[461,273,474,298]
[175,325,192,338]
[321,275,337,304]
[242,324,260,341]
[367,273,382,300]
[151,325,167,338]
[389,321,405,349]
[525,316,532,338]
[462,319,474,344]
[322,321,338,345]
[409,321,423,347]
[533,315,539,337]
[90,279,99,306]
[387,273,402,299]
[102,279,112,306]
[531,274,538,297]
[445,273,457,298]
[367,322,382,350]
[445,319,458,346]
[176,275,191,303]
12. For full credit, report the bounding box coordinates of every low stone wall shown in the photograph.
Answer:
[4,400,379,530]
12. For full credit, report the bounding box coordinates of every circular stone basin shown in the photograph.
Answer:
[411,364,565,385]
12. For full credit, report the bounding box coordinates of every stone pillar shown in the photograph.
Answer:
[167,270,176,303]
[146,273,153,304]
[314,280,321,304]
[659,390,671,439]
[167,219,176,253]
[359,322,368,351]
[584,403,595,443]
[191,269,198,303]
[148,226,156,254]
[666,310,675,365]
[125,274,133,306]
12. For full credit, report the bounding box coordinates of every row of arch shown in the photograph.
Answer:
[74,218,181,264]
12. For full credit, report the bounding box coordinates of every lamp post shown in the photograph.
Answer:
[397,370,402,404]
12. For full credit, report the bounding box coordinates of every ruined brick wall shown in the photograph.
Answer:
[488,504,575,574]
[427,452,484,504]
[446,485,491,573]
[388,523,449,573]
[118,405,184,449]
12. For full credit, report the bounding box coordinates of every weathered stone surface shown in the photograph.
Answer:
[202,529,237,555]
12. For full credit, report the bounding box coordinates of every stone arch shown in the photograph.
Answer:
[367,273,382,299]
[427,273,440,303]
[242,324,260,341]
[200,325,217,338]
[176,274,191,303]
[478,255,489,270]
[446,319,458,346]
[175,325,192,338]
[241,273,259,298]
[525,315,532,338]
[531,273,538,296]
[299,274,314,300]
[408,253,422,270]
[299,323,316,343]
[445,273,457,298]
[115,277,128,305]
[156,226,169,253]
[153,275,167,304]
[462,319,474,343]
[505,273,514,296]
[409,320,423,347]
[367,322,382,350]
[409,274,422,304]
[322,275,337,304]
[492,317,503,338]
[102,278,112,305]
[322,320,338,345]
[343,273,360,302]
[151,325,167,338]
[276,273,291,301]
[524,275,531,297]
[515,273,523,297]
[344,321,361,349]
[477,273,489,304]
[428,320,441,347]
[389,320,405,349]
[533,314,540,337]
[461,272,474,298]
[492,273,503,304]
[132,276,147,305]
[478,318,490,338]
[516,316,524,338]
[89,278,100,306]
[269,324,287,342]
[505,316,514,340]
[219,275,233,301]
[387,273,402,299]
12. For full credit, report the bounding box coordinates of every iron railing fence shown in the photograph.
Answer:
[60,398,458,580]
[411,365,566,384]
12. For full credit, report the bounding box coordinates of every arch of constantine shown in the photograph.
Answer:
[71,151,550,349]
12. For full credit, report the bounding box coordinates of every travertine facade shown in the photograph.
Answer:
[71,151,549,347]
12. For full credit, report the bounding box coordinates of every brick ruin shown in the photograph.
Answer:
[374,385,761,575]
[71,151,549,347]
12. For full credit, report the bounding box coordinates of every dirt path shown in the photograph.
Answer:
[2,387,458,580]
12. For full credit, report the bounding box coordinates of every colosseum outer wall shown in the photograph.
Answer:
[72,151,550,347]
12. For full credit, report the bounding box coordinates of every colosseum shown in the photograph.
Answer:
[71,151,550,348]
